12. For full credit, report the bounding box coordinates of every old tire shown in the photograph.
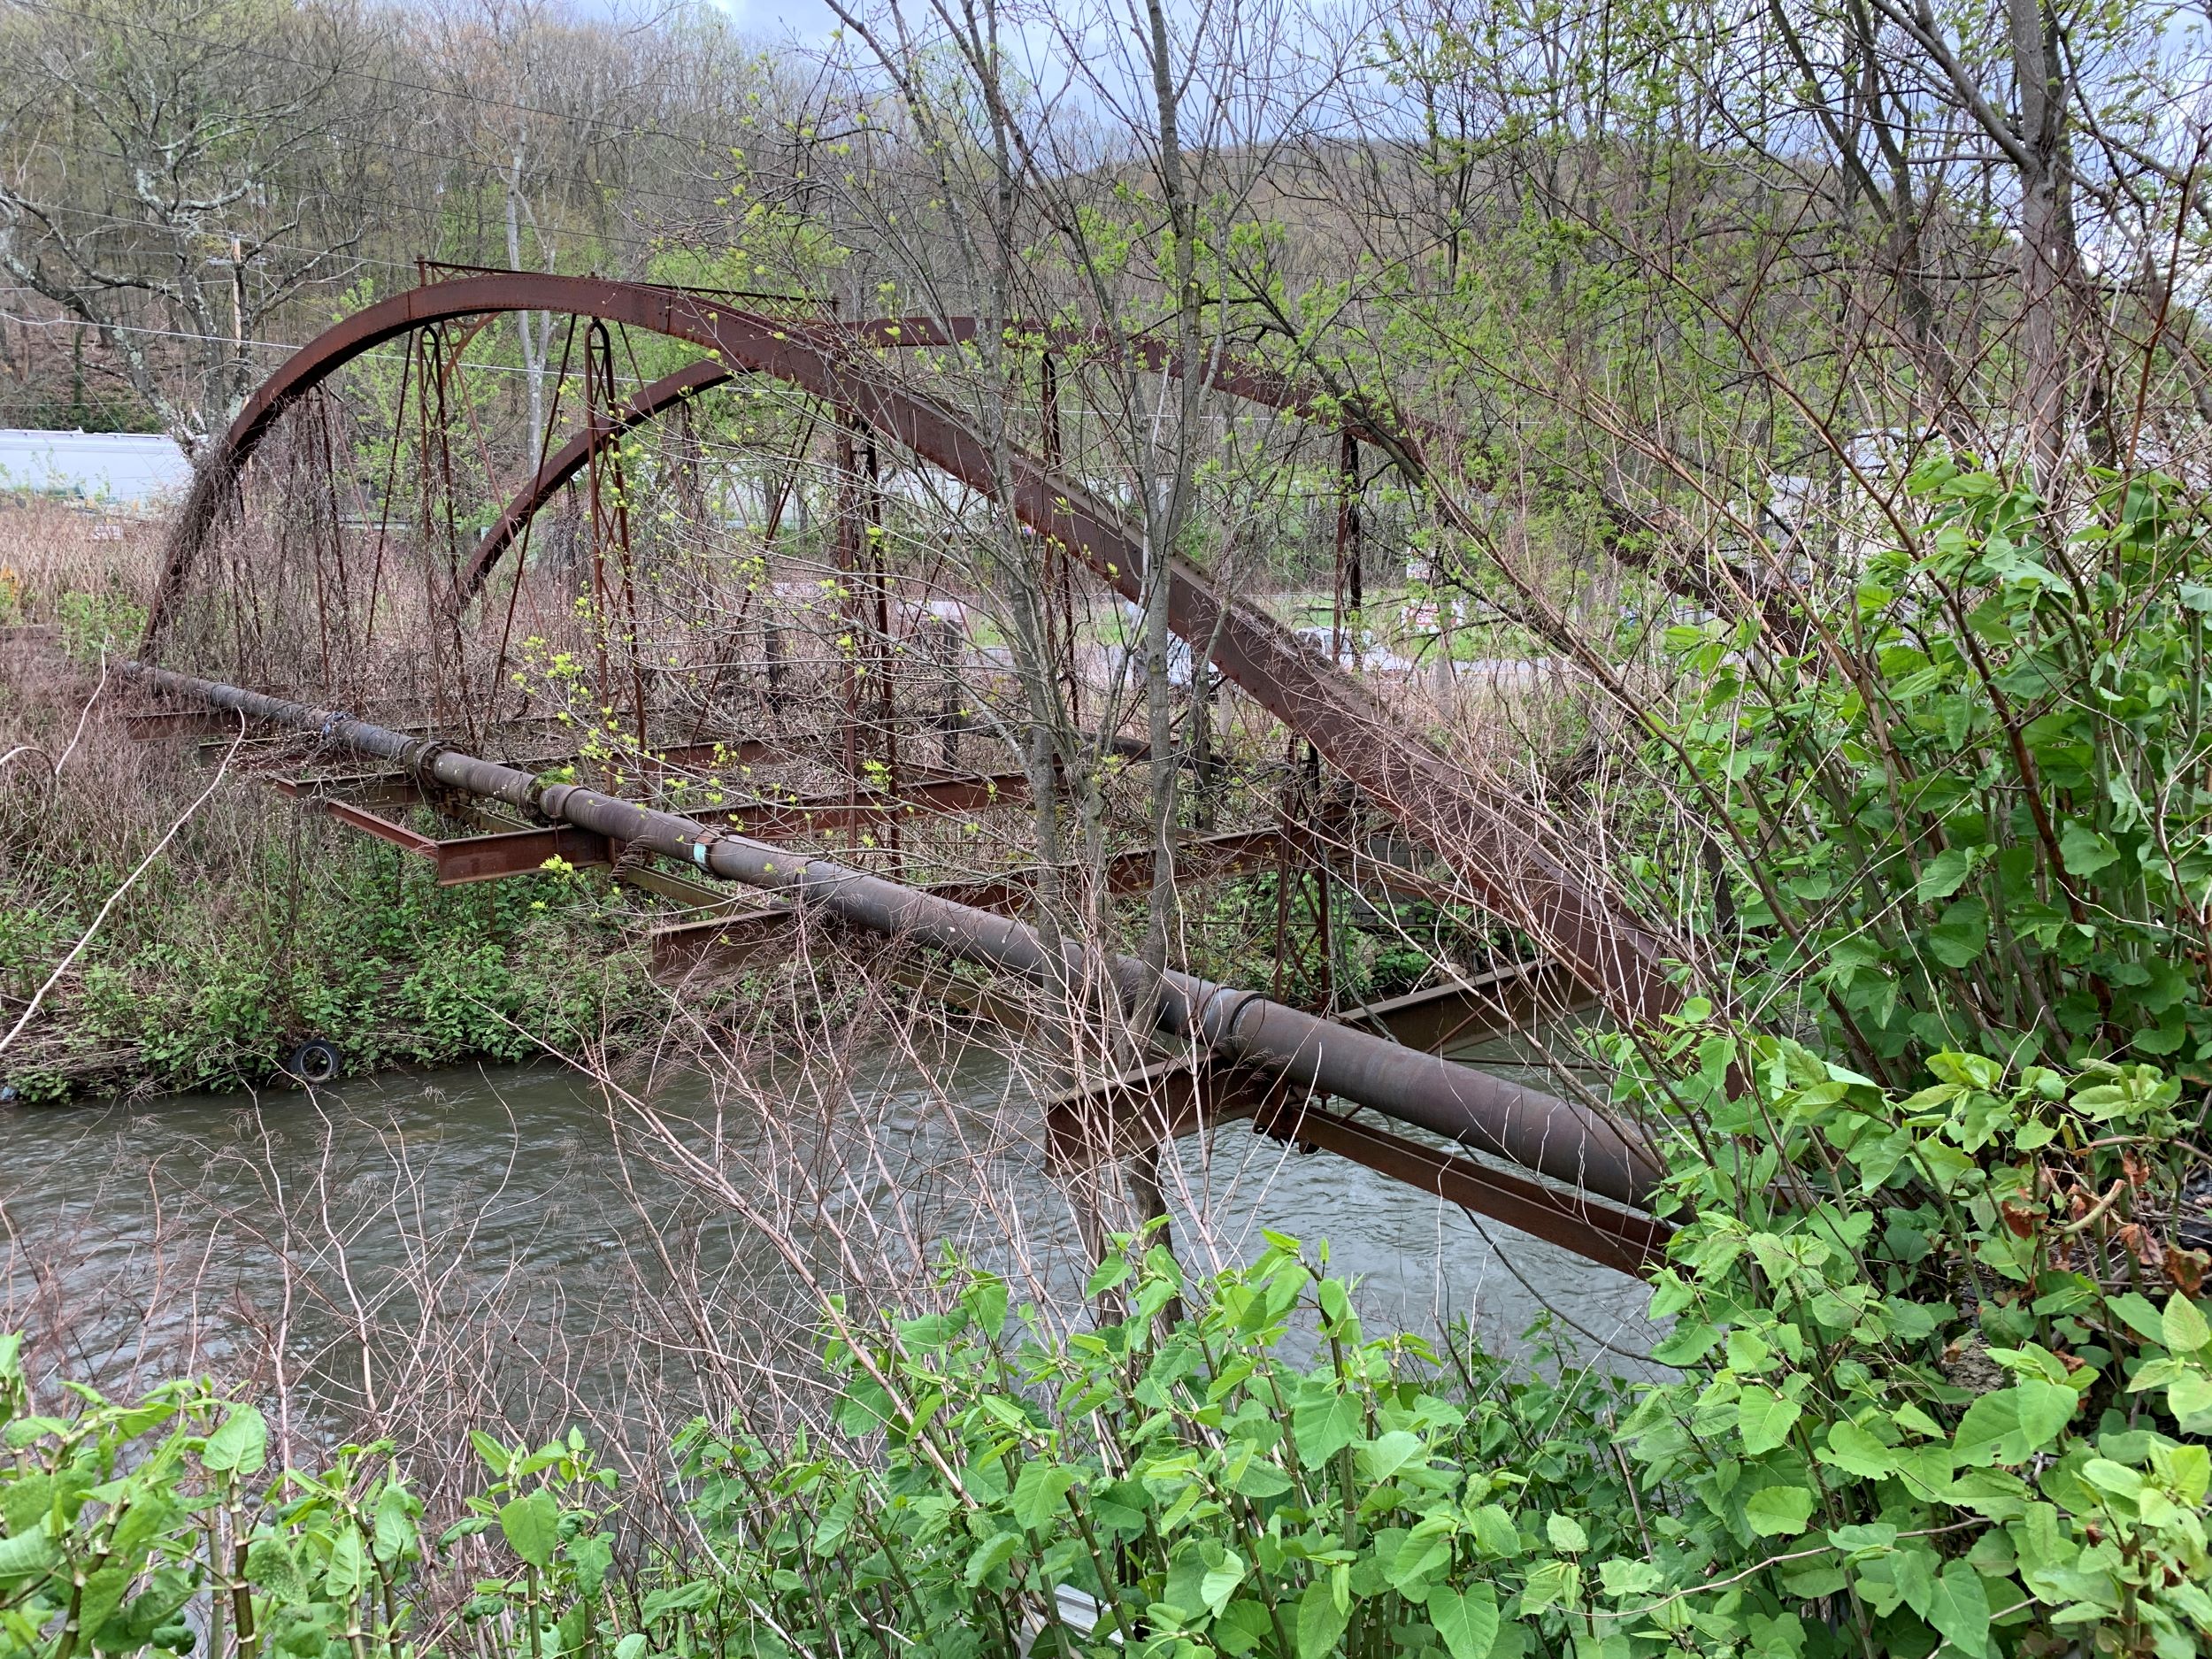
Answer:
[286,1040,342,1087]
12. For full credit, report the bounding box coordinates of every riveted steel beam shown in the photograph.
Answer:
[148,275,1678,1031]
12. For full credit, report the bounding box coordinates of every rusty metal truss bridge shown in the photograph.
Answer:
[129,271,1685,1278]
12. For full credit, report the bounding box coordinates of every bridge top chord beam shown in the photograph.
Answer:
[149,273,1679,1033]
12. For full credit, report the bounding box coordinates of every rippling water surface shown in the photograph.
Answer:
[0,1028,1655,1466]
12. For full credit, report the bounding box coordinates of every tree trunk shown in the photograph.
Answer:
[507,151,546,443]
[1138,0,1201,988]
[2008,0,2076,488]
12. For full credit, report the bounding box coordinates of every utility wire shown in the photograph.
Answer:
[0,300,718,388]
[52,110,763,226]
[20,128,765,265]
[0,193,724,278]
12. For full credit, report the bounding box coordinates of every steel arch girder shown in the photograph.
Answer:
[457,320,1408,606]
[461,356,735,601]
[152,273,1678,1029]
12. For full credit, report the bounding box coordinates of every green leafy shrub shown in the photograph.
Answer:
[0,1338,427,1659]
[647,1042,2211,1659]
[1614,1033,2212,1657]
[1663,465,2212,1079]
[54,590,146,663]
[4,1033,2208,1659]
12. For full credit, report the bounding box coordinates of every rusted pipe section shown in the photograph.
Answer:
[122,660,1664,1211]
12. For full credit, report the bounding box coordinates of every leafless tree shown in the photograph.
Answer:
[0,0,390,454]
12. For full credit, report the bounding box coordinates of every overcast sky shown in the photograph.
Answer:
[705,0,846,44]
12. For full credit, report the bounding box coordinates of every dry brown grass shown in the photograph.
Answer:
[0,495,165,623]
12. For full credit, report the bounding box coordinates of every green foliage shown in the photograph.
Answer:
[674,1242,1636,1659]
[0,1335,426,1659]
[662,1046,2209,1659]
[54,591,146,664]
[1,1042,2205,1658]
[1613,1032,2212,1658]
[667,1034,2212,1659]
[0,1349,628,1659]
[1665,464,2212,1078]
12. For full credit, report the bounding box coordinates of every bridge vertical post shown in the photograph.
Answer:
[422,325,490,751]
[835,408,864,791]
[1308,742,1336,1012]
[581,321,646,761]
[583,328,612,750]
[1312,426,1363,1005]
[1334,426,1363,657]
[1041,352,1079,726]
[923,613,960,770]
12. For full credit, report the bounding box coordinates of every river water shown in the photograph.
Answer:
[0,1024,1655,1473]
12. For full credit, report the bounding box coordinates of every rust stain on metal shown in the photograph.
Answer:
[319,797,441,857]
[149,276,1678,1031]
[122,661,1670,1254]
[433,824,612,886]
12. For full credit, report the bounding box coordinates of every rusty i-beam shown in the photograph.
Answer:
[122,661,1666,1243]
[145,276,1681,1034]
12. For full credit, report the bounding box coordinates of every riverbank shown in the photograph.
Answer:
[0,663,660,1100]
[0,504,670,1099]
[0,794,657,1101]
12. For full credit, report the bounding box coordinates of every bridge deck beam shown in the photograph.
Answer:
[123,658,1672,1271]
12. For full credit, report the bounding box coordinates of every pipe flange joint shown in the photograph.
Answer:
[538,780,575,820]
[1196,985,1269,1055]
[402,738,448,785]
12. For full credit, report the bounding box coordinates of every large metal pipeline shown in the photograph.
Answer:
[122,662,1664,1211]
